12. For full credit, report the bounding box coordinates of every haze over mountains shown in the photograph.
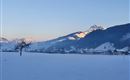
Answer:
[1,23,130,53]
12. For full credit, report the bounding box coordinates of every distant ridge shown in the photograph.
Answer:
[1,23,130,53]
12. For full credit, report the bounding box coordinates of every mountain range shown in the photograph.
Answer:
[1,23,130,53]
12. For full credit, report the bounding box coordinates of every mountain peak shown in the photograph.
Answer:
[84,25,104,35]
[89,25,104,31]
[71,25,104,39]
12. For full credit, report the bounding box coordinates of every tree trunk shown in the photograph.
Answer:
[20,48,23,56]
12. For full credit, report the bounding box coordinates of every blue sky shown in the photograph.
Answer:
[2,0,129,41]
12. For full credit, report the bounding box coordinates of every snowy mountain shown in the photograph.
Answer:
[43,23,129,51]
[1,23,130,54]
[27,25,103,51]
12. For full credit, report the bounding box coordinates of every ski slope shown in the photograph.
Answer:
[0,52,130,80]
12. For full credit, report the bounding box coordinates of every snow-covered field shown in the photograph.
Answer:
[0,52,130,80]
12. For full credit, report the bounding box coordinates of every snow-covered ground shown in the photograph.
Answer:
[0,52,130,80]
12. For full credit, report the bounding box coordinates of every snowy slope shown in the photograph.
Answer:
[95,42,115,51]
[121,33,130,41]
[1,52,130,80]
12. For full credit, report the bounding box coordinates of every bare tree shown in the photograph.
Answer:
[15,39,31,56]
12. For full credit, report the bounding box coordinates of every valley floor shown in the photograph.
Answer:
[0,52,130,80]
